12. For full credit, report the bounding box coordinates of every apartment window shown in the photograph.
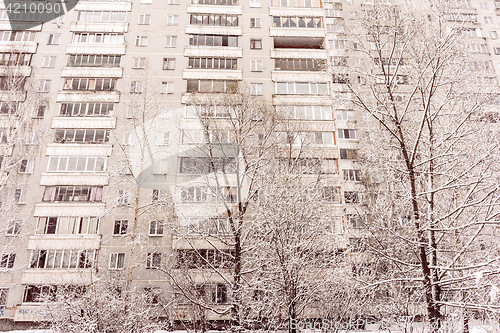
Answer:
[77,11,127,23]
[163,58,176,70]
[161,82,174,94]
[0,53,31,66]
[23,285,57,303]
[348,214,365,228]
[340,149,357,160]
[118,189,129,205]
[132,57,146,69]
[187,57,237,70]
[60,103,114,117]
[37,217,99,235]
[131,81,143,94]
[190,14,238,26]
[250,60,263,72]
[34,105,46,118]
[490,31,498,39]
[68,54,121,67]
[47,33,60,45]
[63,78,116,91]
[38,79,51,92]
[176,249,234,269]
[149,220,164,236]
[344,191,360,204]
[322,186,341,203]
[343,169,361,182]
[54,129,110,144]
[109,253,125,269]
[181,186,237,203]
[113,220,128,235]
[152,189,167,202]
[480,2,488,9]
[250,39,262,49]
[0,253,15,269]
[46,156,106,172]
[186,79,238,93]
[250,83,263,95]
[6,220,20,236]
[0,289,7,305]
[146,253,161,269]
[272,16,322,28]
[277,105,333,121]
[135,36,148,47]
[179,157,236,174]
[485,16,493,24]
[166,15,179,25]
[336,110,354,121]
[72,33,125,44]
[185,104,233,119]
[250,17,261,28]
[189,34,238,47]
[275,58,325,71]
[168,0,180,3]
[19,159,34,174]
[43,186,103,202]
[138,14,151,25]
[42,56,56,68]
[15,189,26,204]
[165,36,177,47]
[250,0,261,7]
[275,82,329,95]
[30,249,95,269]
[338,129,356,139]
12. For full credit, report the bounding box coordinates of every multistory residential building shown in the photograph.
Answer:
[0,0,498,329]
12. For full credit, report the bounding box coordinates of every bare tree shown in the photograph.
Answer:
[167,88,278,331]
[342,1,500,331]
[43,277,171,333]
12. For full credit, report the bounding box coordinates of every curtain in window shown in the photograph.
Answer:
[43,187,56,201]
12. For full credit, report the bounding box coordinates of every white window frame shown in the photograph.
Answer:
[6,220,21,236]
[166,15,179,25]
[118,189,129,205]
[135,35,148,47]
[250,17,261,28]
[250,60,263,72]
[109,253,125,269]
[165,35,177,47]
[38,79,51,92]
[19,159,34,174]
[161,81,174,94]
[42,56,56,68]
[250,83,263,95]
[149,220,164,236]
[138,14,151,25]
[250,0,261,7]
[132,57,146,69]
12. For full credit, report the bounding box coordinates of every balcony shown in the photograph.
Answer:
[61,67,123,78]
[66,44,126,55]
[45,143,113,156]
[40,173,109,186]
[56,90,120,103]
[70,22,129,33]
[27,234,101,250]
[33,202,106,217]
[51,116,116,129]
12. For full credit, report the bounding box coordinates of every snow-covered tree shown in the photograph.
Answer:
[342,1,500,331]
